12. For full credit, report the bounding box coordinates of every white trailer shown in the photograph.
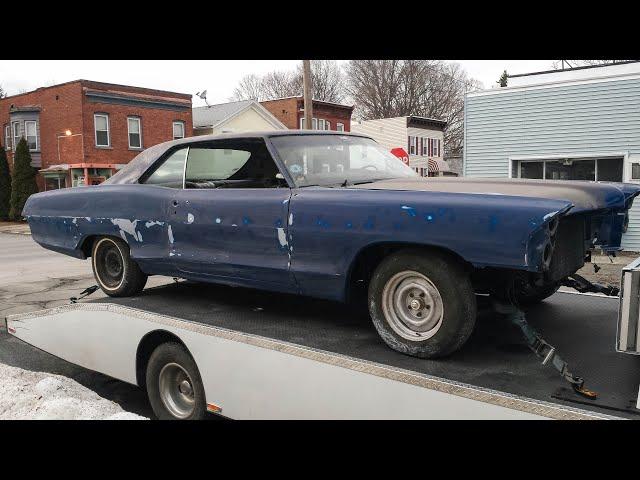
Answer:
[5,281,640,420]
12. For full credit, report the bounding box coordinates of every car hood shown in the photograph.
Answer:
[350,177,640,213]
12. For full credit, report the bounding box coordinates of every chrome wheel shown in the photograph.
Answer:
[158,363,196,419]
[381,270,444,341]
[93,238,126,291]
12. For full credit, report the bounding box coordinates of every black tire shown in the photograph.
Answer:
[516,282,560,306]
[146,342,207,420]
[91,236,147,297]
[368,249,476,359]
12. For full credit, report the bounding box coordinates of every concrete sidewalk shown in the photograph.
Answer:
[0,222,31,235]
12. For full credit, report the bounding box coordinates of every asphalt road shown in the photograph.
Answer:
[0,233,173,418]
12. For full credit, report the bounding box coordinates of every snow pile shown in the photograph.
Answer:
[0,364,148,420]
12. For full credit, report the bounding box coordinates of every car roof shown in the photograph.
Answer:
[168,129,371,146]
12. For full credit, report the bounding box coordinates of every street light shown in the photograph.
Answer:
[56,130,84,163]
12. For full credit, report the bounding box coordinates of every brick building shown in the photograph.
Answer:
[0,80,192,191]
[260,96,353,132]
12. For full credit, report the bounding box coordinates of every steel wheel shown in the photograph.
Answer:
[381,270,444,341]
[158,362,196,419]
[93,238,126,291]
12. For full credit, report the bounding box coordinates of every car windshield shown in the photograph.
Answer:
[269,134,418,187]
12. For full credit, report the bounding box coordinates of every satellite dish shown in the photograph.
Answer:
[196,90,210,107]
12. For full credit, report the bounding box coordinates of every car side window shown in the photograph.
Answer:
[184,139,286,189]
[143,148,188,188]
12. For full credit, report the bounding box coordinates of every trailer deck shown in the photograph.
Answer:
[6,281,640,419]
[88,281,640,419]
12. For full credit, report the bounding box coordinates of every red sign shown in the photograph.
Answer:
[390,147,409,165]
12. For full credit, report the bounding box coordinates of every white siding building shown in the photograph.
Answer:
[193,100,286,136]
[464,62,640,250]
[351,116,451,176]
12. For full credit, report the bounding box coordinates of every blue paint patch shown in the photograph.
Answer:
[274,218,283,228]
[488,215,499,232]
[363,216,375,230]
[345,221,353,229]
[401,205,417,217]
[316,217,330,228]
[424,214,434,222]
[242,216,253,225]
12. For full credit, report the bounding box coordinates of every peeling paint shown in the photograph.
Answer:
[168,225,174,244]
[111,219,142,242]
[215,218,222,224]
[277,228,288,247]
[288,213,294,226]
[145,221,165,228]
[401,205,417,217]
[187,213,195,224]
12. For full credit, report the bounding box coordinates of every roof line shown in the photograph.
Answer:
[508,60,640,79]
[0,78,192,101]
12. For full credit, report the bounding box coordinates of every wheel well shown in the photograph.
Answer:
[345,242,470,305]
[80,234,128,258]
[135,330,189,388]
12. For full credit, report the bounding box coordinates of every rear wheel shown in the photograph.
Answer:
[368,249,476,358]
[91,236,147,297]
[146,342,207,420]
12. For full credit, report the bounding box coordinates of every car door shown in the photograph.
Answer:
[168,138,296,291]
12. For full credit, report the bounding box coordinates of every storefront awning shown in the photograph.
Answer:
[428,158,450,173]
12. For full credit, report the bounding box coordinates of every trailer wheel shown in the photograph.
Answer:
[146,342,207,420]
[368,249,476,358]
[92,236,147,297]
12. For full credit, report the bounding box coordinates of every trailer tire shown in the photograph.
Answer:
[368,249,476,358]
[92,236,147,297]
[146,342,207,420]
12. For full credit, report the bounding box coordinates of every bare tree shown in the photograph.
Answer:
[231,60,346,103]
[0,85,6,98]
[345,60,482,155]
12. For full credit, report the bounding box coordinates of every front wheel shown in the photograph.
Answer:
[91,236,147,297]
[368,249,476,358]
[146,342,207,420]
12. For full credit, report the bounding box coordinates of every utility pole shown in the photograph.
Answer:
[303,60,313,130]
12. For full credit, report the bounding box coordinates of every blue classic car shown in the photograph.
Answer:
[23,131,640,358]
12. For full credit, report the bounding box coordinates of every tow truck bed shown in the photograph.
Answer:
[7,282,640,419]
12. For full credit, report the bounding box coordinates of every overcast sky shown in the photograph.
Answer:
[0,60,557,106]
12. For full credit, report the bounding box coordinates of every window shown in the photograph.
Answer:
[408,136,417,155]
[318,119,325,130]
[336,123,344,132]
[300,117,305,129]
[312,118,318,130]
[422,138,428,156]
[12,121,21,149]
[143,148,189,188]
[516,158,623,182]
[172,121,185,140]
[4,125,10,150]
[94,114,110,147]
[270,134,417,188]
[325,121,331,130]
[127,117,142,149]
[520,161,544,179]
[184,139,283,189]
[24,121,38,151]
[633,163,640,180]
[597,158,623,182]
